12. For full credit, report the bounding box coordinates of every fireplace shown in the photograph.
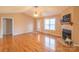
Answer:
[62,29,73,45]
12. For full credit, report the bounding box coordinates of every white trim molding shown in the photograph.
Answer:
[1,16,14,38]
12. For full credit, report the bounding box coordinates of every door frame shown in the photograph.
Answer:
[1,16,14,38]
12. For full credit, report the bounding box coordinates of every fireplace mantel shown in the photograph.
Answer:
[62,25,73,30]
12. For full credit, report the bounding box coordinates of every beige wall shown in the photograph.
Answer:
[72,7,79,43]
[0,13,33,36]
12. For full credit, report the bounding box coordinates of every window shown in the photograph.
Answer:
[44,18,56,30]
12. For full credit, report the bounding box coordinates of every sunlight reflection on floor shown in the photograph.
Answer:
[44,36,56,51]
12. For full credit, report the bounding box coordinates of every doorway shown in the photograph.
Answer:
[1,17,14,38]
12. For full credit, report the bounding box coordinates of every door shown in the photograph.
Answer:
[2,17,13,36]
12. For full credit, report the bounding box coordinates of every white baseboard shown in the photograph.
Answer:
[39,31,61,37]
[13,32,25,36]
[13,32,33,36]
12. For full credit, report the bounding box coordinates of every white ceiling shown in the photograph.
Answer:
[0,6,71,17]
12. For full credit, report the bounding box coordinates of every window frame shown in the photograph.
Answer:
[44,18,56,30]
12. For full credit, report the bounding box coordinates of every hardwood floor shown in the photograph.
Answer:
[0,32,79,52]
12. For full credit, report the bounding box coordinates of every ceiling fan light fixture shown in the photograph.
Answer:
[34,11,38,17]
[33,6,39,17]
[34,13,38,17]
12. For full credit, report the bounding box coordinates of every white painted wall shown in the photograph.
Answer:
[26,22,33,33]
